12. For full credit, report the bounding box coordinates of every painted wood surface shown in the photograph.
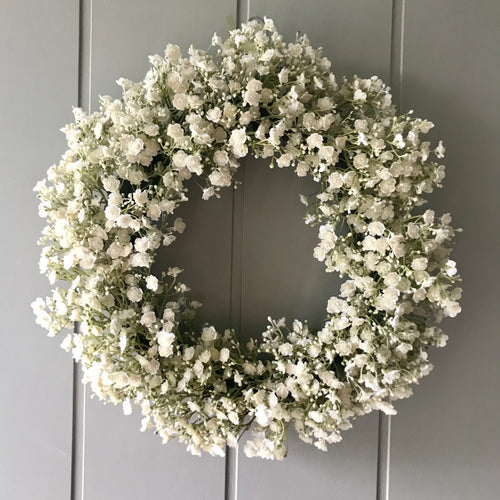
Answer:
[4,1,499,499]
[0,1,79,499]
[389,1,500,498]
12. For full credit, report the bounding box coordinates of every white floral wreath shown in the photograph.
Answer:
[33,18,461,459]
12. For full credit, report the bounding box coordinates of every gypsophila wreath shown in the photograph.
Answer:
[32,18,462,459]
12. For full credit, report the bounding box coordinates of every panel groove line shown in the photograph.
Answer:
[71,1,93,499]
[389,0,405,112]
[377,2,405,499]
[226,165,245,500]
[225,4,249,500]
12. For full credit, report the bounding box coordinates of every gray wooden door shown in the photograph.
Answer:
[2,1,499,499]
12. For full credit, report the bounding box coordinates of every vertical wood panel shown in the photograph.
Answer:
[236,1,392,499]
[81,2,235,499]
[389,1,500,498]
[0,1,79,499]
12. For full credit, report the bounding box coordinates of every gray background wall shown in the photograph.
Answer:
[1,1,498,499]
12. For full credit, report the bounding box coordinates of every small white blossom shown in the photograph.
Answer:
[412,257,428,271]
[105,205,120,221]
[126,287,143,302]
[255,405,272,427]
[103,176,120,192]
[201,327,217,342]
[146,275,159,291]
[173,218,186,233]
[327,297,348,314]
[219,348,230,363]
[122,399,132,416]
[140,311,156,328]
[353,89,367,101]
[306,133,323,149]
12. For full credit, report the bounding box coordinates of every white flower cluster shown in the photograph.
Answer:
[32,18,461,459]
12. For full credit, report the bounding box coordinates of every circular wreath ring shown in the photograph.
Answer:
[33,18,461,459]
